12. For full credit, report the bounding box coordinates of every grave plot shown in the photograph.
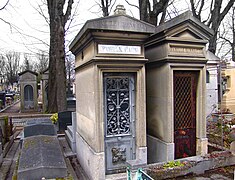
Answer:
[18,135,67,180]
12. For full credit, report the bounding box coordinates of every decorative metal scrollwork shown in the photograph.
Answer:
[111,147,126,164]
[105,77,131,136]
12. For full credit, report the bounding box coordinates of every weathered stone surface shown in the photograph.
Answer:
[70,15,155,51]
[24,124,56,138]
[26,118,52,125]
[18,135,67,180]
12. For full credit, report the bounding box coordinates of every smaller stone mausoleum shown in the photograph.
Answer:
[19,70,38,112]
[145,11,213,163]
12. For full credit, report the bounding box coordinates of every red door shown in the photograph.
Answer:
[174,71,198,159]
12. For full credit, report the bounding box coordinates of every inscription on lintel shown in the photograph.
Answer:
[170,46,203,54]
[98,44,141,55]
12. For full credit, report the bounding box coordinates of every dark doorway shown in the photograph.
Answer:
[24,85,34,109]
[174,71,198,159]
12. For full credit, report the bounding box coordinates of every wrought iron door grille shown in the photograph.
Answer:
[105,76,131,136]
[174,76,194,129]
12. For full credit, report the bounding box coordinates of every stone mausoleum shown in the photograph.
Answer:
[70,7,213,179]
[19,70,38,112]
[145,11,213,163]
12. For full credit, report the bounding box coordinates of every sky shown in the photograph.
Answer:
[0,0,140,56]
[1,0,233,60]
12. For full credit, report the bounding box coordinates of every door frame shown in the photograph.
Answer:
[173,70,199,159]
[103,72,136,174]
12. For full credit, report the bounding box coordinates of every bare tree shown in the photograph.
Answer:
[0,54,6,74]
[99,0,117,16]
[218,6,235,61]
[4,51,20,86]
[0,0,12,30]
[65,53,75,95]
[34,51,49,73]
[46,0,74,112]
[139,0,171,25]
[0,0,9,11]
[190,0,235,54]
[20,53,34,71]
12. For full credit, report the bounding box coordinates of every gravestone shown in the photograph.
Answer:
[66,96,76,111]
[24,118,56,138]
[58,111,72,132]
[24,124,56,138]
[18,135,67,180]
[26,118,52,125]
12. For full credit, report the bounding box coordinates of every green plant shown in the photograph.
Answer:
[50,113,58,124]
[163,160,184,169]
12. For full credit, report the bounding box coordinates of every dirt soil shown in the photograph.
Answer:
[173,165,235,180]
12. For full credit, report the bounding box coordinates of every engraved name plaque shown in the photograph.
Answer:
[98,44,141,55]
[170,45,203,56]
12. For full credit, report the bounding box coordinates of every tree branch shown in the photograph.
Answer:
[64,0,74,25]
[0,0,10,10]
[219,0,235,23]
[124,0,139,9]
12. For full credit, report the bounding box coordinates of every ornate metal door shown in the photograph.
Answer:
[174,71,198,159]
[104,73,135,174]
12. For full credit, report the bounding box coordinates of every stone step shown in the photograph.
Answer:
[67,126,73,138]
[65,130,76,154]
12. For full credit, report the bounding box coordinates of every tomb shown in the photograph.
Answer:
[18,70,38,112]
[69,5,155,179]
[18,135,67,180]
[145,11,213,162]
[70,7,213,178]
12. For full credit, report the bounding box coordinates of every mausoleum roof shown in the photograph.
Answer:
[70,14,155,51]
[18,70,38,76]
[154,11,214,40]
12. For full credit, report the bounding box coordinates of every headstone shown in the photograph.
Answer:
[58,111,72,132]
[26,118,52,126]
[66,96,76,111]
[18,135,67,180]
[23,124,56,138]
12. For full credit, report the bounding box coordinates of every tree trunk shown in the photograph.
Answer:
[139,0,169,26]
[47,0,73,113]
[232,6,235,61]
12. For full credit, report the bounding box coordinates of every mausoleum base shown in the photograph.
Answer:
[147,135,174,163]
[76,132,148,179]
[197,137,208,156]
[147,135,208,163]
[75,132,105,180]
